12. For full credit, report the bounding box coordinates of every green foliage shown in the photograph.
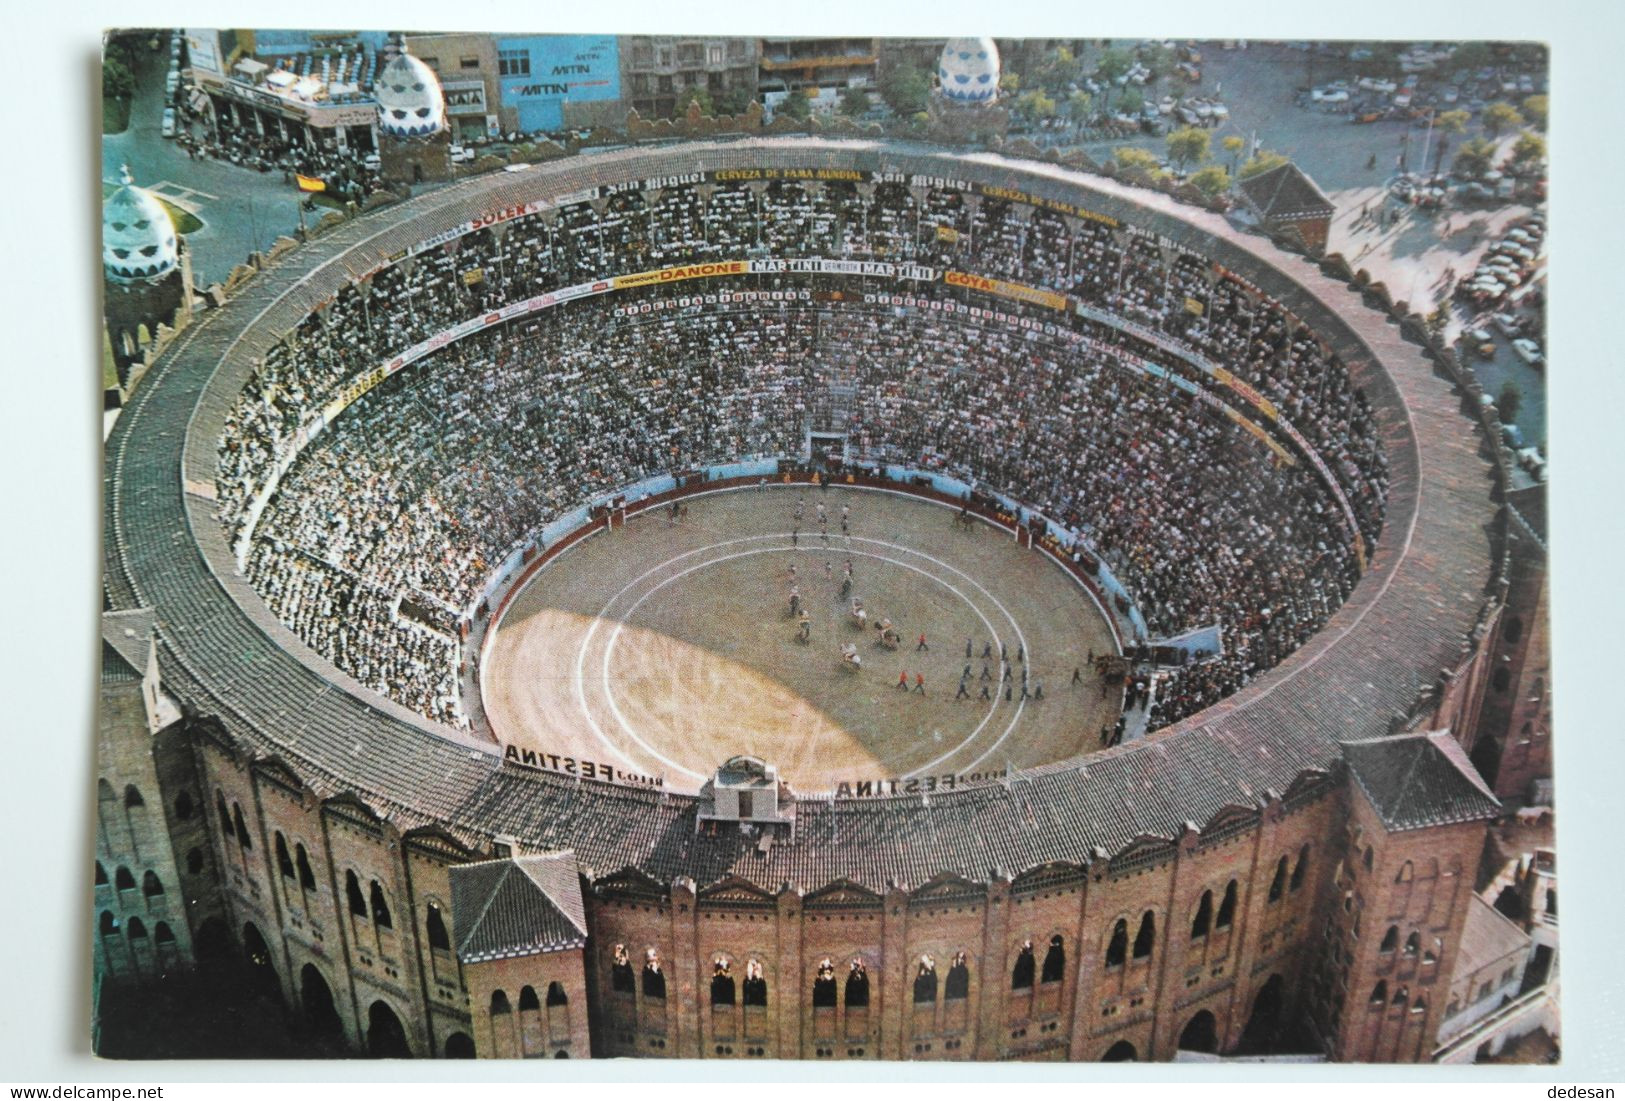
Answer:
[1166,126,1211,170]
[1066,90,1094,124]
[777,88,812,122]
[714,86,756,117]
[102,57,134,100]
[1239,150,1289,179]
[1521,94,1548,130]
[1482,101,1523,138]
[1453,136,1497,178]
[879,60,931,117]
[839,86,871,118]
[1189,164,1231,198]
[1017,89,1058,121]
[674,86,714,118]
[1510,131,1546,167]
[1497,381,1522,427]
[1115,146,1161,177]
[1436,109,1472,135]
[1451,42,1492,74]
[1095,49,1133,84]
[1031,45,1081,94]
[1118,86,1145,115]
[1139,43,1176,81]
[999,71,1021,94]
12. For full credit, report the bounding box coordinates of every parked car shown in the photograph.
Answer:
[1492,312,1524,336]
[160,107,176,138]
[448,144,474,164]
[1511,338,1544,366]
[362,152,382,171]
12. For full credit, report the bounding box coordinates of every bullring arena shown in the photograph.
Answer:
[98,137,1517,1064]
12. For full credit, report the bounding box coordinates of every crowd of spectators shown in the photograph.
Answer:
[217,177,1388,734]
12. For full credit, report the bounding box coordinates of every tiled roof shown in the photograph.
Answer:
[1238,162,1335,221]
[102,139,1500,893]
[1343,730,1502,831]
[101,609,154,684]
[448,852,587,963]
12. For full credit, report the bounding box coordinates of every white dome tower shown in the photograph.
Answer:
[375,48,446,138]
[935,38,1001,105]
[102,166,179,284]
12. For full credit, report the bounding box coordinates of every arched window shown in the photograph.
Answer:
[296,844,317,891]
[944,953,969,1001]
[98,779,117,808]
[1105,920,1128,968]
[711,960,736,1006]
[1362,846,1374,872]
[1268,856,1288,902]
[1392,984,1408,1007]
[1411,994,1428,1015]
[611,944,635,994]
[95,861,108,886]
[127,917,148,940]
[186,848,203,875]
[546,981,568,1007]
[1011,939,1035,989]
[174,791,194,820]
[1040,935,1065,983]
[913,955,937,1003]
[1404,932,1421,957]
[1492,668,1510,692]
[99,911,117,936]
[215,793,233,842]
[1532,676,1545,702]
[115,866,135,892]
[124,785,145,809]
[1191,891,1213,938]
[491,990,512,1015]
[231,803,252,850]
[1369,980,1387,1005]
[1290,845,1310,891]
[142,870,163,897]
[844,959,869,1008]
[1102,1039,1137,1062]
[518,986,539,1012]
[1380,926,1399,953]
[642,949,666,1000]
[1396,861,1414,884]
[154,922,175,944]
[812,957,837,1008]
[426,903,450,951]
[1504,616,1523,643]
[743,960,767,1007]
[1546,889,1557,917]
[345,871,366,917]
[1216,881,1238,929]
[370,881,393,929]
[1133,912,1155,959]
[274,833,295,880]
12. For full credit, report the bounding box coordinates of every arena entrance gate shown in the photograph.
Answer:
[807,432,848,471]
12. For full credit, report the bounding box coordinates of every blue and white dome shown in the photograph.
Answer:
[375,50,445,139]
[103,166,179,284]
[936,37,1001,105]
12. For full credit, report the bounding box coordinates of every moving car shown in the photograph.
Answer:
[161,107,176,138]
[1511,337,1544,366]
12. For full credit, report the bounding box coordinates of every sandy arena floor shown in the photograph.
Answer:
[480,486,1122,796]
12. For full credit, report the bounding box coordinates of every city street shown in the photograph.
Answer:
[103,39,304,286]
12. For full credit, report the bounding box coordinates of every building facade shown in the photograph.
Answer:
[620,36,759,120]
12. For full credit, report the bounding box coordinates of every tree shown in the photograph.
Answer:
[1496,381,1521,427]
[1510,131,1546,169]
[1166,126,1210,171]
[1095,48,1132,111]
[1118,86,1145,115]
[715,86,755,117]
[674,86,714,118]
[1222,134,1245,174]
[999,71,1021,95]
[1115,146,1161,178]
[1189,164,1231,198]
[1139,43,1177,83]
[777,88,812,122]
[102,57,134,100]
[1017,89,1058,123]
[1436,109,1471,135]
[1482,101,1523,139]
[1033,45,1079,94]
[1450,42,1491,75]
[1239,150,1289,180]
[879,60,931,117]
[839,86,871,118]
[1521,94,1548,130]
[1066,90,1094,125]
[1453,137,1496,178]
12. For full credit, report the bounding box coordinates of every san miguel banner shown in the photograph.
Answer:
[943,270,1069,311]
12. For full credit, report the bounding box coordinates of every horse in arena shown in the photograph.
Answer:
[840,642,862,671]
[875,617,901,649]
[850,598,867,630]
